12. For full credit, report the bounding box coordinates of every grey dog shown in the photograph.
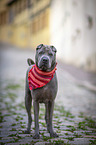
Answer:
[25,44,58,139]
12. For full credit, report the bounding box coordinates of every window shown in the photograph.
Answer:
[32,19,38,34]
[28,0,34,8]
[0,11,7,25]
[31,10,49,34]
[9,8,14,23]
[21,0,24,12]
[23,0,27,9]
[15,0,27,15]
[18,0,22,13]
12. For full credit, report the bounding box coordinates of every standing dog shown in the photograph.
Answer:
[25,44,58,139]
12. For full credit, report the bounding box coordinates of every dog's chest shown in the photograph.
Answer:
[32,83,56,103]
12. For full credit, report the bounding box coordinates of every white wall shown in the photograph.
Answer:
[50,0,96,72]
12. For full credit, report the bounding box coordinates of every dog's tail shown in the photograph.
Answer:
[27,58,35,66]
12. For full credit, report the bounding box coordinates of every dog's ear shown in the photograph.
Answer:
[27,58,34,66]
[36,44,43,50]
[51,46,57,53]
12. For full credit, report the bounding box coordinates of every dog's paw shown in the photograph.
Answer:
[33,133,40,139]
[50,132,59,138]
[24,130,30,134]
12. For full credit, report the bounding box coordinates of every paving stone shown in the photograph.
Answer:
[69,137,92,145]
[0,130,17,136]
[43,133,50,137]
[83,135,96,138]
[60,125,71,130]
[7,142,31,145]
[7,143,22,145]
[18,134,31,137]
[48,138,69,144]
[19,137,36,142]
[74,130,86,134]
[0,138,14,143]
[61,123,76,128]
[0,47,96,145]
[90,132,96,136]
[61,130,73,134]
[35,142,48,145]
[1,136,19,144]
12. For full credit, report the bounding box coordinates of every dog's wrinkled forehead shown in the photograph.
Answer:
[36,44,57,53]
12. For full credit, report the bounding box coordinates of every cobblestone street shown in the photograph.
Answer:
[0,45,96,145]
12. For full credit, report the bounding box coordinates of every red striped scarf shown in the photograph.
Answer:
[28,64,57,90]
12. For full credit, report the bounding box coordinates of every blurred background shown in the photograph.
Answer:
[0,0,96,116]
[0,0,96,72]
[0,1,96,144]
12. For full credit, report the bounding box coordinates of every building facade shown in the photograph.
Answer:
[0,0,96,72]
[50,0,96,72]
[0,0,51,48]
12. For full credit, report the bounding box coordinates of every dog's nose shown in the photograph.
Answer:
[42,57,48,63]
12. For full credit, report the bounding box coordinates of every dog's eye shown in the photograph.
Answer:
[39,51,44,55]
[49,53,53,56]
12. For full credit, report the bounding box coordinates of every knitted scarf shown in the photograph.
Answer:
[28,64,57,90]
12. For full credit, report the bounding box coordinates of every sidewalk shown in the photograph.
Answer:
[58,60,96,85]
[58,60,96,92]
[0,46,96,145]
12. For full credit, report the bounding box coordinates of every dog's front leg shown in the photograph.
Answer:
[49,101,59,138]
[33,101,40,139]
[45,102,50,133]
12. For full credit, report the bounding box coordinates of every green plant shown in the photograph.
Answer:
[65,133,68,135]
[66,137,74,141]
[11,123,17,126]
[78,112,84,118]
[53,139,64,145]
[10,128,17,131]
[6,84,21,90]
[66,125,76,132]
[74,132,82,138]
[78,121,87,130]
[89,139,96,145]
[85,117,96,128]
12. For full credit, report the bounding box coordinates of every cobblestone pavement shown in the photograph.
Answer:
[0,46,96,145]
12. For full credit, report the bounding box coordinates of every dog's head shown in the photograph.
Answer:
[35,44,57,72]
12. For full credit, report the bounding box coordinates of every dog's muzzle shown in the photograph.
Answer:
[42,56,49,64]
[39,56,49,71]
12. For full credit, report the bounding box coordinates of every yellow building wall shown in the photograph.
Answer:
[0,25,13,44]
[13,24,28,48]
[30,26,50,48]
[0,26,7,43]
[29,8,50,48]
[0,0,7,12]
[0,0,51,49]
[0,24,28,48]
[7,25,14,45]
[10,9,29,48]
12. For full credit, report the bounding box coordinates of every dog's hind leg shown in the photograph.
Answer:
[33,101,40,139]
[25,88,32,134]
